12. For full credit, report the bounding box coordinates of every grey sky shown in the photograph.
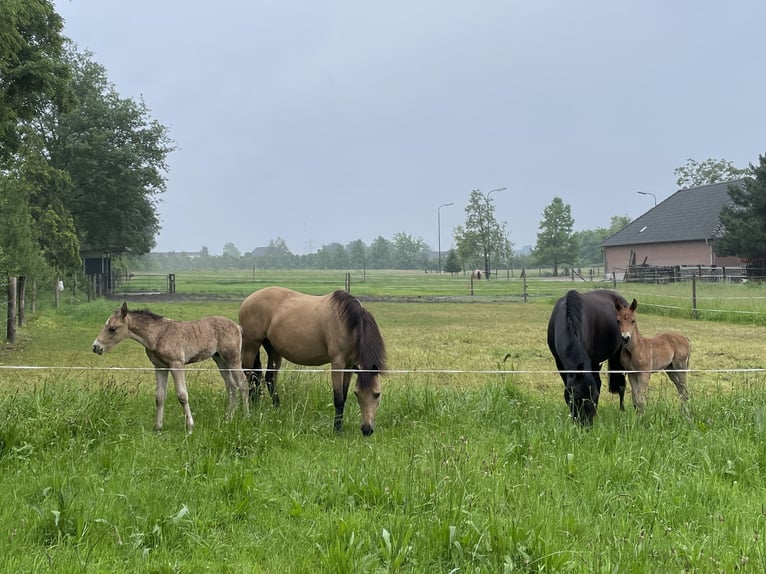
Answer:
[54,1,766,255]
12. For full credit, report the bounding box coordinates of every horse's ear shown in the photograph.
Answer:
[121,302,129,317]
[614,300,622,311]
[630,299,638,311]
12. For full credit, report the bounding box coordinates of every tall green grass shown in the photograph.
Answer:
[4,280,766,571]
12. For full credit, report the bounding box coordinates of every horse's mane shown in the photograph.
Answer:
[563,290,591,369]
[330,290,387,387]
[128,308,164,321]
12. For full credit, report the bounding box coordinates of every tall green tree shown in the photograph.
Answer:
[453,189,508,278]
[0,0,72,162]
[574,215,630,265]
[533,197,577,276]
[368,236,392,269]
[391,232,428,269]
[443,249,461,275]
[674,158,747,190]
[44,48,175,255]
[346,239,367,269]
[716,154,766,259]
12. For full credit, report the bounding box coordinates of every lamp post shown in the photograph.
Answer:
[637,191,657,206]
[483,187,508,279]
[437,202,454,274]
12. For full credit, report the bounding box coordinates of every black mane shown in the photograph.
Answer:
[330,290,387,388]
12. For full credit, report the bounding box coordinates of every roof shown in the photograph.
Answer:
[602,179,744,247]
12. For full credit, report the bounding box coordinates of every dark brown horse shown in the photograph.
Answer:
[615,298,691,411]
[547,289,628,424]
[92,302,249,433]
[238,287,386,436]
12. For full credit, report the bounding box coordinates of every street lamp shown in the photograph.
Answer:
[437,202,454,273]
[637,191,657,206]
[483,187,508,279]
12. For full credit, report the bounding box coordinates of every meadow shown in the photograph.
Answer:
[3,271,766,572]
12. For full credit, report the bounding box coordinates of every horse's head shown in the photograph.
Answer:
[615,298,638,346]
[565,366,600,425]
[92,302,130,355]
[354,367,382,436]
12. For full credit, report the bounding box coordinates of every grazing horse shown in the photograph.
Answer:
[547,289,628,424]
[615,298,691,411]
[471,269,483,280]
[238,286,386,436]
[92,302,249,433]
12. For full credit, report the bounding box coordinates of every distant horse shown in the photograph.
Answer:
[238,287,386,436]
[615,298,690,411]
[92,302,249,433]
[471,269,483,280]
[547,289,629,424]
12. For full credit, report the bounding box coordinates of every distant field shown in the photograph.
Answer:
[3,273,766,571]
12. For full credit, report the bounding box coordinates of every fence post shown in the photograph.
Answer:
[691,274,698,319]
[344,272,351,292]
[612,272,617,288]
[521,269,527,302]
[17,275,26,326]
[168,273,176,293]
[7,277,16,343]
[54,277,61,308]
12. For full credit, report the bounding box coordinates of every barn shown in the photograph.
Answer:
[602,180,744,280]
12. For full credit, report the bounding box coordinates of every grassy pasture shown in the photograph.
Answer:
[3,277,766,572]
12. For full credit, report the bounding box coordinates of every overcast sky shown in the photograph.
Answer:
[54,1,766,255]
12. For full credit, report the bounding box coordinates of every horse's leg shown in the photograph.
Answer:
[264,341,281,407]
[241,341,263,403]
[630,372,650,412]
[170,366,194,434]
[154,367,169,431]
[668,362,690,404]
[249,350,263,403]
[607,353,626,411]
[213,353,247,421]
[331,364,350,433]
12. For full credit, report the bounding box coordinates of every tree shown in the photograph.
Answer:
[45,47,175,255]
[716,154,766,259]
[0,0,72,162]
[453,189,508,278]
[674,158,747,190]
[391,232,428,269]
[533,197,577,276]
[368,236,392,269]
[346,239,367,269]
[442,249,461,275]
[574,215,630,265]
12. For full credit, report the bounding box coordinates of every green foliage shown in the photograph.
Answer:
[674,157,747,189]
[574,214,630,265]
[453,189,510,276]
[532,196,577,275]
[45,48,175,254]
[443,248,461,274]
[0,0,72,161]
[391,232,429,269]
[717,154,766,259]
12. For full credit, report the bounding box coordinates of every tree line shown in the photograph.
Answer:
[127,153,766,275]
[3,2,765,286]
[0,0,174,289]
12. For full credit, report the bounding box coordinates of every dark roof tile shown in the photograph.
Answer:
[602,179,744,247]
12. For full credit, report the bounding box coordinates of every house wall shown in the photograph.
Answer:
[604,241,740,275]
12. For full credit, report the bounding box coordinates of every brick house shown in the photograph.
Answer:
[602,180,743,278]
